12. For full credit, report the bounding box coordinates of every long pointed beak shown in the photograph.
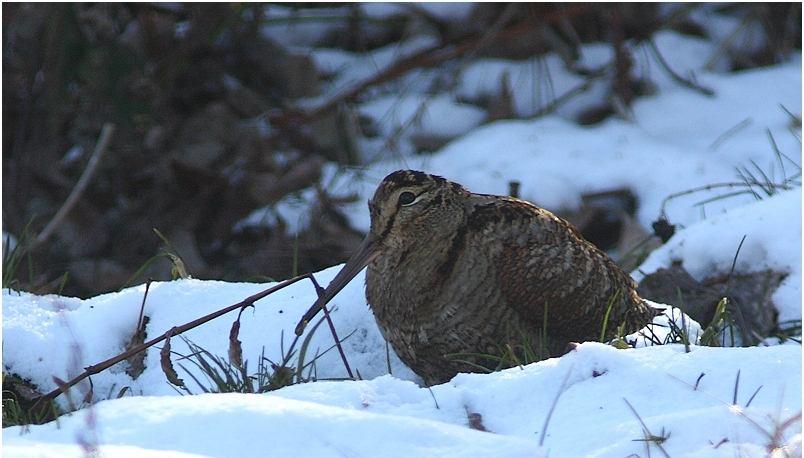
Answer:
[295,234,380,335]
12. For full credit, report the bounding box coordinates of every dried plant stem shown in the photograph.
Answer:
[532,77,598,119]
[323,304,354,378]
[660,181,795,217]
[32,123,116,249]
[647,38,714,97]
[308,275,355,379]
[623,397,672,458]
[32,272,317,411]
[135,280,152,335]
[539,365,573,446]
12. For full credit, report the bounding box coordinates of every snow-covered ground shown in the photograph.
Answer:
[3,7,802,458]
[4,344,801,457]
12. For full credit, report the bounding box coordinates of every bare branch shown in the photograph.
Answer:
[32,123,116,249]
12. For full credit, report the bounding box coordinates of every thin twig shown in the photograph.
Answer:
[709,118,753,151]
[385,341,393,375]
[745,384,763,408]
[768,412,802,451]
[623,398,672,458]
[539,365,574,446]
[463,3,520,62]
[647,38,714,97]
[679,307,691,353]
[309,275,355,379]
[531,77,599,119]
[32,123,116,249]
[427,387,440,409]
[704,12,753,71]
[693,372,705,391]
[135,280,152,336]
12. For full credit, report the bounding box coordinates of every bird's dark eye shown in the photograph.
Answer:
[398,191,416,206]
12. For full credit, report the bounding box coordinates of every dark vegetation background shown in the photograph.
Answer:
[3,3,801,299]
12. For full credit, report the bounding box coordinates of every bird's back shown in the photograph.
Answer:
[467,197,656,343]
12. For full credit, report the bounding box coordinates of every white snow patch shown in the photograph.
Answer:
[457,54,587,118]
[3,231,18,253]
[4,393,544,458]
[360,3,475,22]
[235,188,317,235]
[308,36,439,96]
[261,5,350,48]
[359,93,486,156]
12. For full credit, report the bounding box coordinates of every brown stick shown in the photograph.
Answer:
[32,272,317,411]
[32,123,116,249]
[309,274,354,379]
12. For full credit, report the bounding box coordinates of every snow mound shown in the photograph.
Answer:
[2,269,420,404]
[635,189,802,323]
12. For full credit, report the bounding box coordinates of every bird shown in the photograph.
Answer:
[296,170,660,385]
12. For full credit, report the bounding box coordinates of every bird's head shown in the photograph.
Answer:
[368,170,467,250]
[295,170,466,335]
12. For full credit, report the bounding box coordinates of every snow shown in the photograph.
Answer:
[6,392,545,458]
[631,56,801,157]
[60,145,84,167]
[629,30,721,87]
[261,5,350,49]
[635,189,802,323]
[360,94,486,140]
[4,344,799,457]
[3,15,801,458]
[359,3,475,22]
[359,93,486,156]
[456,55,589,118]
[2,232,17,253]
[308,36,439,96]
[235,187,318,235]
[0,276,695,407]
[358,3,409,20]
[324,55,801,236]
[628,302,703,347]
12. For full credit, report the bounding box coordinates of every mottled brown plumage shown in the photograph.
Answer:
[297,170,658,385]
